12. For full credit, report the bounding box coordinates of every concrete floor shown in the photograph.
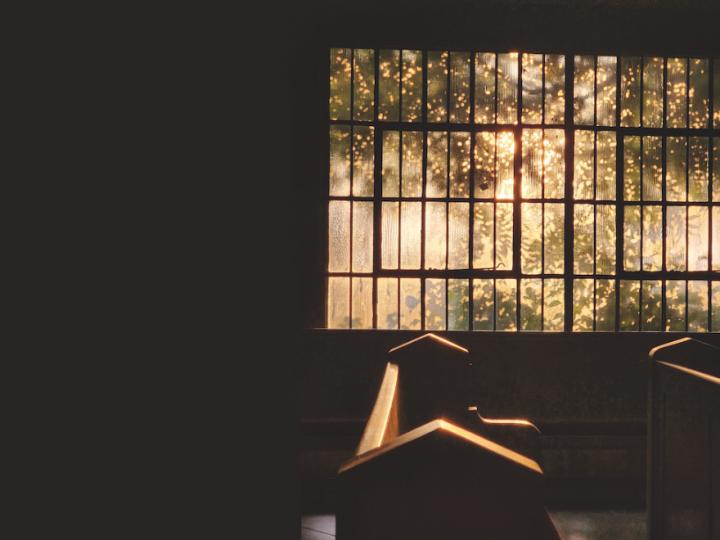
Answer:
[301,511,646,540]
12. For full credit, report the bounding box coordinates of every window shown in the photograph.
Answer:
[327,48,720,332]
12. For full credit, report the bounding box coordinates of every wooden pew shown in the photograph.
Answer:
[647,337,720,540]
[336,333,559,540]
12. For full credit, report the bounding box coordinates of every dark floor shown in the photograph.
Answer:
[301,511,646,540]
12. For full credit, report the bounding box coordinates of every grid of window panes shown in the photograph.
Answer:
[327,48,720,331]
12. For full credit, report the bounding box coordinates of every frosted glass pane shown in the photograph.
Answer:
[353,49,375,121]
[665,280,686,331]
[666,206,686,271]
[596,56,617,126]
[400,202,421,269]
[522,53,543,124]
[643,57,663,128]
[378,50,400,122]
[352,126,374,196]
[495,279,517,331]
[496,203,514,270]
[425,278,446,330]
[449,52,471,123]
[574,204,594,274]
[574,130,594,200]
[619,280,640,331]
[475,53,496,123]
[474,131,495,198]
[688,206,708,271]
[520,278,542,331]
[427,51,448,123]
[497,53,518,124]
[400,278,421,329]
[544,129,565,198]
[624,136,641,201]
[624,206,641,271]
[426,131,448,197]
[643,205,663,271]
[620,57,641,127]
[522,129,542,198]
[544,54,565,124]
[402,131,423,197]
[351,277,373,328]
[689,59,709,129]
[473,279,494,331]
[544,279,565,331]
[496,132,515,199]
[448,203,469,269]
[382,131,400,196]
[574,55,594,125]
[596,132,616,200]
[330,125,351,196]
[595,279,616,331]
[450,132,471,197]
[714,207,720,271]
[596,205,616,275]
[521,203,542,274]
[448,279,469,330]
[381,202,399,269]
[642,280,662,331]
[713,282,720,331]
[544,203,564,273]
[687,281,708,332]
[401,50,423,122]
[425,202,446,269]
[328,277,350,329]
[352,202,373,272]
[643,136,663,201]
[666,137,687,202]
[377,278,398,329]
[573,279,593,331]
[666,57,687,128]
[688,137,708,201]
[329,48,351,120]
[328,200,350,272]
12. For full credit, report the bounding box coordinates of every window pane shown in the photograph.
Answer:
[574,55,594,125]
[474,131,495,198]
[544,54,565,124]
[643,136,663,201]
[401,50,423,122]
[426,131,448,197]
[714,207,720,271]
[520,279,542,331]
[689,59,709,129]
[596,56,617,126]
[378,50,400,122]
[400,278,421,329]
[522,202,542,274]
[328,277,350,329]
[620,57,641,127]
[522,53,543,124]
[402,131,423,197]
[642,280,662,330]
[353,49,375,121]
[574,130,594,199]
[596,204,616,275]
[377,278,398,329]
[544,279,565,331]
[353,126,374,196]
[619,280,640,331]
[573,279,593,331]
[496,132,516,199]
[475,53,496,123]
[450,132,471,197]
[688,137,708,201]
[329,48,351,120]
[497,53,518,124]
[716,59,720,128]
[448,203,469,269]
[687,281,708,332]
[544,129,565,198]
[381,202,399,269]
[595,279,616,331]
[642,206,662,271]
[624,136,641,201]
[714,139,719,202]
[496,203,514,270]
[688,206,708,271]
[330,126,351,196]
[382,131,400,196]
[713,281,720,331]
[495,279,517,331]
[351,277,373,328]
[352,202,373,272]
[596,132,616,200]
[666,57,687,128]
[624,206,641,271]
[666,136,687,202]
[473,279,494,331]
[329,200,350,272]
[449,52,471,123]
[544,203,564,273]
[665,280,686,331]
[574,204,594,274]
[425,202,446,269]
[400,201,421,268]
[666,206,686,271]
[522,129,542,198]
[643,57,664,128]
[427,51,448,123]
[425,278,446,330]
[448,279,469,330]
[472,203,494,270]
